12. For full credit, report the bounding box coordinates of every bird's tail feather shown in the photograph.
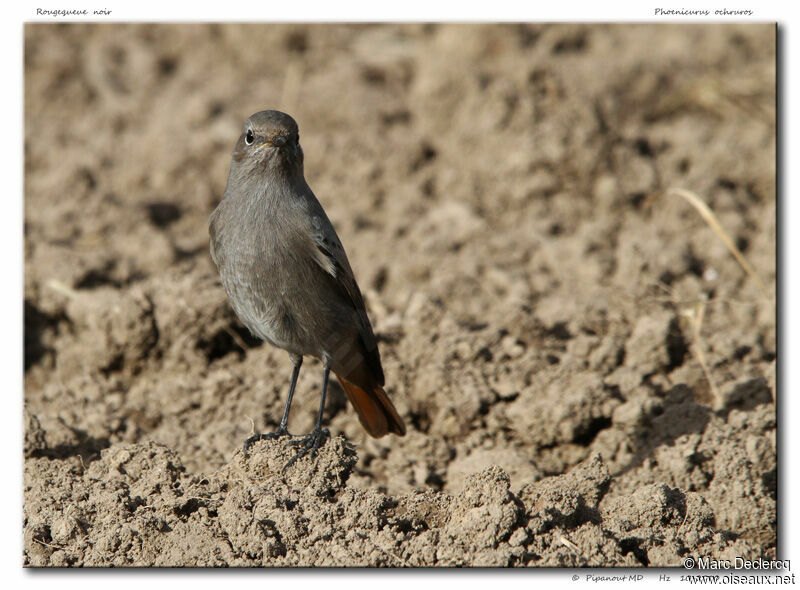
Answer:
[335,373,406,438]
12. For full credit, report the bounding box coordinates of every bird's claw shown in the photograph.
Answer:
[282,428,330,471]
[243,426,290,457]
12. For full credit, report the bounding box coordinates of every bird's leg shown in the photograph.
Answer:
[275,355,303,433]
[243,356,302,456]
[283,360,331,470]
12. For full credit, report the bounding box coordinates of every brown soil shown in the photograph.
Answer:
[23,23,776,567]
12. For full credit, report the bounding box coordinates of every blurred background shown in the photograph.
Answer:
[24,23,775,553]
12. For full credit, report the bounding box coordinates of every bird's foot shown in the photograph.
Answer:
[282,427,330,471]
[243,426,290,457]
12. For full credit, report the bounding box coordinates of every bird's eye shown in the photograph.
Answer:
[245,129,254,145]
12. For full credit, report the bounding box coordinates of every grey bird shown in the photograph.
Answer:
[209,110,406,464]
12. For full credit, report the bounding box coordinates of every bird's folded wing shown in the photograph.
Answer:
[306,214,385,385]
[307,215,363,305]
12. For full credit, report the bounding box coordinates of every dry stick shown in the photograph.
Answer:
[44,278,79,299]
[651,278,722,406]
[222,325,250,354]
[668,188,773,406]
[32,537,64,550]
[669,188,770,299]
[677,505,690,531]
[559,534,580,553]
[687,297,722,408]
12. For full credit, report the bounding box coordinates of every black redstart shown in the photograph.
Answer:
[209,110,405,465]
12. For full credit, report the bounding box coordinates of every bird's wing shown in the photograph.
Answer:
[306,213,385,385]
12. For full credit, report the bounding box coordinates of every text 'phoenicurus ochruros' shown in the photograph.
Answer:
[209,110,405,467]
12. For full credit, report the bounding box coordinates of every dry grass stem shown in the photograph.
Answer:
[669,188,770,299]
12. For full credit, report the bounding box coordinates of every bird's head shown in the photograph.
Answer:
[232,110,304,178]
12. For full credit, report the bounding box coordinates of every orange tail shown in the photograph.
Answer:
[335,373,406,438]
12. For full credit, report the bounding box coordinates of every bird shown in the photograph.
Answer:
[209,110,405,466]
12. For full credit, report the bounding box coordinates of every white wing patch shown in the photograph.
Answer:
[312,242,337,277]
[309,215,339,278]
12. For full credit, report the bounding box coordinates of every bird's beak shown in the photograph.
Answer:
[262,135,287,148]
